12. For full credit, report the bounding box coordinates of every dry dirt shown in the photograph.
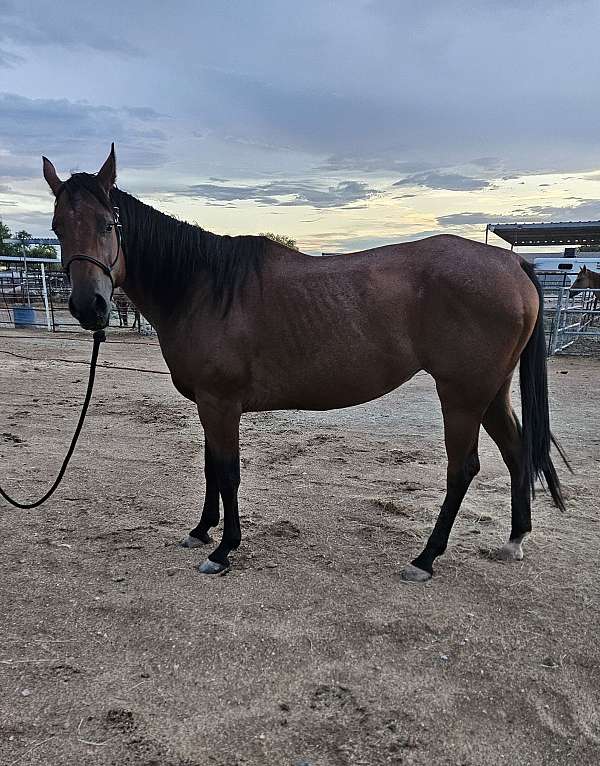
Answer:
[0,329,599,766]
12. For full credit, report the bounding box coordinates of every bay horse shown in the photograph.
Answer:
[42,146,567,581]
[570,265,600,308]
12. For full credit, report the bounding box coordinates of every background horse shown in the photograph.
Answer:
[42,146,568,581]
[112,286,141,330]
[570,264,600,294]
[570,265,600,311]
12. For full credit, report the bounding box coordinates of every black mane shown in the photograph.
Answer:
[59,173,266,314]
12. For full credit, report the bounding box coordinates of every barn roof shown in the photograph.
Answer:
[487,221,600,247]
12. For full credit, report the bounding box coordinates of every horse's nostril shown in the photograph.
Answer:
[68,296,79,319]
[94,293,108,317]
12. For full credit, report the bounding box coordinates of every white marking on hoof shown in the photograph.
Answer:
[401,563,432,583]
[179,534,208,549]
[496,533,529,562]
[197,559,229,575]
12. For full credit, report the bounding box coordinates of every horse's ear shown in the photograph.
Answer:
[582,265,587,273]
[97,143,117,192]
[42,156,62,196]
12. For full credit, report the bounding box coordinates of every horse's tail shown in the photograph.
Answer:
[519,260,570,511]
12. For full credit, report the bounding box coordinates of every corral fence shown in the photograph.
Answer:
[538,271,600,355]
[1,260,598,353]
[0,261,155,336]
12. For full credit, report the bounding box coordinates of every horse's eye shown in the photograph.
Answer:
[105,223,113,233]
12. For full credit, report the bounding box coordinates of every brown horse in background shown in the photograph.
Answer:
[41,146,567,582]
[570,265,600,315]
[570,265,600,293]
[570,265,600,307]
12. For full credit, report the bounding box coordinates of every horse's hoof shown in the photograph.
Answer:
[179,534,211,549]
[197,559,229,575]
[494,540,524,561]
[401,563,432,583]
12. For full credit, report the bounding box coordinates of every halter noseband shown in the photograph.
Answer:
[63,206,123,296]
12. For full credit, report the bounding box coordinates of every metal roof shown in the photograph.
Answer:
[487,221,600,247]
[0,255,61,264]
[5,238,59,246]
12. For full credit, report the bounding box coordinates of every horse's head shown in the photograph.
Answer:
[43,145,125,331]
[569,265,590,296]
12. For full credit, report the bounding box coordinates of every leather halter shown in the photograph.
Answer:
[63,206,123,297]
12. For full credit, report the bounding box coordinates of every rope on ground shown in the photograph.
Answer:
[0,348,170,375]
[0,333,160,347]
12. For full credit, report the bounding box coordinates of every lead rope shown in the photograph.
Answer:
[0,330,106,509]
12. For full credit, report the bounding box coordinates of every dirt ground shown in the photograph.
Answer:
[0,329,599,766]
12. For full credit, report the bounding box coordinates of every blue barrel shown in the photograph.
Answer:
[13,305,37,327]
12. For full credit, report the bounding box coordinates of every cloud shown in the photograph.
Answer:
[1,210,53,233]
[0,47,23,67]
[437,212,515,226]
[437,200,600,228]
[178,179,379,209]
[469,157,502,170]
[319,155,434,175]
[0,161,41,180]
[0,0,139,56]
[2,1,600,180]
[0,92,168,180]
[318,230,443,254]
[519,200,600,221]
[394,172,491,192]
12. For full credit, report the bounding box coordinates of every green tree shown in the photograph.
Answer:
[0,222,59,262]
[7,229,32,259]
[259,232,299,250]
[29,243,58,258]
[0,218,13,255]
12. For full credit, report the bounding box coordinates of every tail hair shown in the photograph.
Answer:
[519,260,571,511]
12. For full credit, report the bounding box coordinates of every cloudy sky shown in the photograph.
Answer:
[2,0,600,253]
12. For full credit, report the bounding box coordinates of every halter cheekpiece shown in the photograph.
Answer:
[63,206,123,296]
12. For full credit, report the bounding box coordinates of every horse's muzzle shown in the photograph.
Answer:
[69,292,110,331]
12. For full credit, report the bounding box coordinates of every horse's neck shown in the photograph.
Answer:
[114,191,214,334]
[115,193,174,332]
[591,270,600,288]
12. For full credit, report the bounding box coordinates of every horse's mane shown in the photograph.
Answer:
[59,173,266,314]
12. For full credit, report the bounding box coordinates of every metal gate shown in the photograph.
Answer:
[537,271,600,354]
[0,264,152,334]
[546,286,600,354]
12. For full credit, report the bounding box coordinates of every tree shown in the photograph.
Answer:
[259,232,299,250]
[0,222,59,262]
[29,243,59,259]
[579,244,600,253]
[0,218,13,255]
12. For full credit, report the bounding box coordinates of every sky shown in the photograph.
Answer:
[2,0,600,254]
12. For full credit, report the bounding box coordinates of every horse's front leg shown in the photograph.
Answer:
[179,441,220,548]
[195,398,242,575]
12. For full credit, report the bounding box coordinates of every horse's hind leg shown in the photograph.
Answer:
[402,384,482,582]
[180,442,220,548]
[482,379,532,561]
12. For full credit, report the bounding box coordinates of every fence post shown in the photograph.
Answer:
[40,264,52,331]
[549,287,564,355]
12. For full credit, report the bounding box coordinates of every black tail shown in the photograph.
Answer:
[519,260,570,511]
